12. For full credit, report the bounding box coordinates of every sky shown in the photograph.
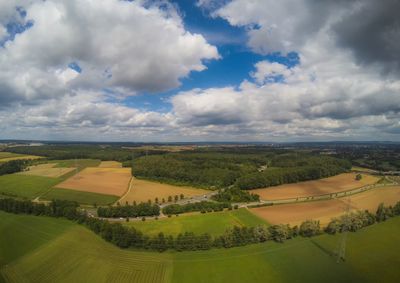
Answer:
[0,0,399,142]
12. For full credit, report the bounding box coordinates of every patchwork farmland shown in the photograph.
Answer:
[1,143,400,283]
[1,211,400,283]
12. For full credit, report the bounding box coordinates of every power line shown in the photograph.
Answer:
[335,198,351,263]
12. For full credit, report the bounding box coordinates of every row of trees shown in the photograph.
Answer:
[0,159,31,176]
[211,187,260,203]
[2,197,400,252]
[162,201,232,215]
[97,202,160,218]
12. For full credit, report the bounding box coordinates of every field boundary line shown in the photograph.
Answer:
[116,177,134,204]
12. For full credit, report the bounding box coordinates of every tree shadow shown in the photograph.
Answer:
[310,239,336,258]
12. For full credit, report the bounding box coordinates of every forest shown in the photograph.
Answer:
[132,150,352,190]
[0,159,31,176]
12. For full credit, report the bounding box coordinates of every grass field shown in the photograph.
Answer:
[125,208,267,236]
[99,161,122,168]
[0,174,61,199]
[0,152,42,163]
[119,178,209,204]
[50,159,101,170]
[251,186,400,225]
[1,211,399,283]
[55,167,131,196]
[18,163,75,178]
[41,188,119,205]
[0,212,171,283]
[252,173,379,201]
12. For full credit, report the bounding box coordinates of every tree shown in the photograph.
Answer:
[174,195,179,202]
[168,196,172,202]
[268,225,289,243]
[355,174,362,181]
[299,220,320,237]
[180,194,184,200]
[376,203,389,222]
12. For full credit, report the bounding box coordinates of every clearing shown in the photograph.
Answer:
[125,208,267,236]
[55,167,131,196]
[1,211,400,282]
[119,178,209,204]
[98,161,122,168]
[250,186,400,226]
[252,173,379,201]
[18,163,75,178]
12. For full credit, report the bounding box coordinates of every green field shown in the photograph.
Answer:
[0,174,61,199]
[1,211,400,282]
[0,152,23,160]
[51,159,101,170]
[0,212,170,283]
[42,188,119,206]
[125,208,267,236]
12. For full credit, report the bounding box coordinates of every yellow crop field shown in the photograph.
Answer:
[250,186,400,226]
[119,178,209,203]
[252,173,379,201]
[55,167,131,196]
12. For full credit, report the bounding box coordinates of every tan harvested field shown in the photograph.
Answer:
[0,155,42,163]
[98,161,122,168]
[18,163,75,178]
[250,186,400,226]
[253,173,379,201]
[119,178,209,203]
[55,167,131,196]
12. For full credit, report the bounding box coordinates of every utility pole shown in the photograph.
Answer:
[336,198,351,263]
[75,157,78,175]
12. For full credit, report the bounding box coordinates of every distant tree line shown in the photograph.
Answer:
[162,201,232,215]
[6,145,166,162]
[97,202,160,218]
[1,198,399,252]
[211,187,260,203]
[132,151,351,190]
[0,159,31,176]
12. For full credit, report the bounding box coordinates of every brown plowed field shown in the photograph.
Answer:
[252,173,379,201]
[55,167,131,196]
[250,186,400,226]
[119,178,209,203]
